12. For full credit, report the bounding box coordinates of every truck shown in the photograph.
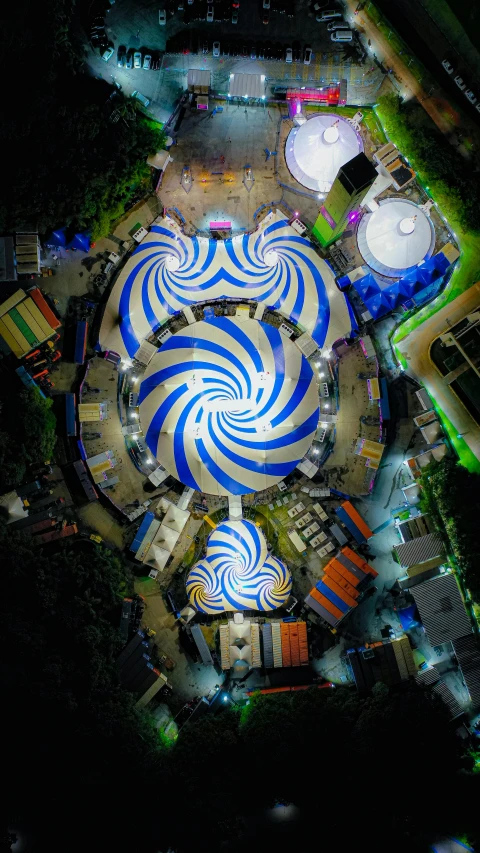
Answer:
[32,522,78,545]
[16,480,41,497]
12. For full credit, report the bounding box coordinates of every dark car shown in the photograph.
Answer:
[223,41,230,55]
[263,10,269,23]
[287,0,295,15]
[242,43,248,56]
[265,41,273,57]
[293,42,301,62]
[275,42,283,58]
[250,43,256,59]
[202,39,209,53]
[232,42,239,56]
[125,51,133,68]
[117,46,126,67]
[258,44,265,59]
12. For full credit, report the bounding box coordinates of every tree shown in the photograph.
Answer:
[0,388,57,488]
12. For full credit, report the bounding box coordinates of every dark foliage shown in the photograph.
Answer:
[0,0,165,239]
[420,457,480,602]
[0,388,57,489]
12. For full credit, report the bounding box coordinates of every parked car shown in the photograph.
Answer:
[331,29,352,41]
[213,40,220,56]
[223,42,230,55]
[232,0,240,6]
[101,45,114,61]
[143,54,152,69]
[132,90,150,106]
[258,44,265,59]
[232,9,238,22]
[250,44,256,59]
[304,46,312,64]
[263,10,269,23]
[202,39,209,53]
[159,8,167,24]
[465,89,477,104]
[317,8,342,19]
[327,20,346,29]
[454,74,466,90]
[263,0,270,7]
[178,0,184,9]
[476,102,480,113]
[125,51,133,68]
[207,5,214,20]
[285,46,293,62]
[441,58,454,74]
[293,43,301,61]
[241,43,248,56]
[117,46,126,66]
[133,51,142,68]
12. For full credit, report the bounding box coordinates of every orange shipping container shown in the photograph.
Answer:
[324,563,359,599]
[281,622,291,667]
[341,501,373,540]
[310,586,344,621]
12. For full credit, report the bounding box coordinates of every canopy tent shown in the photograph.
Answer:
[364,291,392,320]
[67,232,91,252]
[45,228,67,248]
[162,503,190,534]
[397,605,418,631]
[357,198,434,278]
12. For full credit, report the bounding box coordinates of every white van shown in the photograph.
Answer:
[132,90,151,107]
[331,29,353,41]
[317,9,343,20]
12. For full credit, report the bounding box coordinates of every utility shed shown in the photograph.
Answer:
[229,73,265,99]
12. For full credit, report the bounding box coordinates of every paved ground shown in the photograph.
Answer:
[397,283,480,466]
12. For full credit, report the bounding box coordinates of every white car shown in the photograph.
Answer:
[285,46,293,62]
[101,45,114,62]
[133,51,142,68]
[327,20,345,30]
[143,54,152,69]
[454,75,466,91]
[213,41,220,57]
[207,5,214,21]
[263,0,270,7]
[441,59,454,74]
[465,89,477,104]
[159,9,166,24]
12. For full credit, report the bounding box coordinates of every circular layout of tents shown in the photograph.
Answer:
[285,114,363,194]
[98,211,352,361]
[138,316,319,496]
[186,520,292,613]
[356,198,435,278]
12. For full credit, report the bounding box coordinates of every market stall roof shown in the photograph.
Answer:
[228,72,265,99]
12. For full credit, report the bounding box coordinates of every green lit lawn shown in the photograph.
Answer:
[433,403,480,474]
[305,105,387,146]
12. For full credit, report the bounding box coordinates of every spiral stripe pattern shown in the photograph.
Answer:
[186,520,292,613]
[99,212,350,361]
[138,316,319,496]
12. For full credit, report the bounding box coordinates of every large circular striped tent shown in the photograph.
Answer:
[186,520,292,613]
[138,316,319,496]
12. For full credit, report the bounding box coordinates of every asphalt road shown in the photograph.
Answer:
[397,283,480,466]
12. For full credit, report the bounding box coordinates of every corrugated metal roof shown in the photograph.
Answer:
[453,634,480,706]
[415,666,440,686]
[432,682,464,720]
[411,574,471,646]
[191,624,213,666]
[394,532,444,568]
[229,73,265,99]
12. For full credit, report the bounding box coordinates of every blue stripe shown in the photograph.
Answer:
[316,580,349,614]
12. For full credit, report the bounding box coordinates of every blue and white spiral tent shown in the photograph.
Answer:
[138,316,319,496]
[186,520,292,613]
[99,211,352,360]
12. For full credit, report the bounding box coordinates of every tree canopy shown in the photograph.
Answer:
[376,94,480,234]
[0,388,57,489]
[0,0,166,239]
[420,457,480,602]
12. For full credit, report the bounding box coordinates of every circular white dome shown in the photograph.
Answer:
[285,114,363,193]
[357,199,435,277]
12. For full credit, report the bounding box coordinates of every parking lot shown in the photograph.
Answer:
[84,0,385,121]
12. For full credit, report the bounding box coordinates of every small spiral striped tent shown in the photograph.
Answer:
[186,520,292,613]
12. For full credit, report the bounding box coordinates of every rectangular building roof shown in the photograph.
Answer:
[394,532,444,568]
[229,72,265,99]
[410,573,471,646]
[452,634,480,706]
